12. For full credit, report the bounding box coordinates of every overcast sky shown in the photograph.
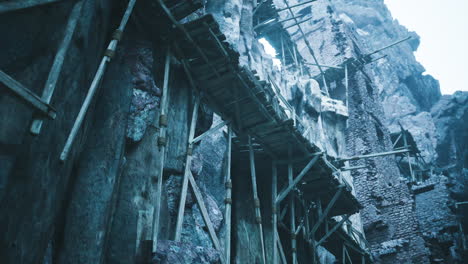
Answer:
[384,0,468,95]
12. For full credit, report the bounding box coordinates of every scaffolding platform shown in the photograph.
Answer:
[151,2,371,261]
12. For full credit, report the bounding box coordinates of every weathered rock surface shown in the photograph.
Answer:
[154,240,220,264]
[333,0,441,164]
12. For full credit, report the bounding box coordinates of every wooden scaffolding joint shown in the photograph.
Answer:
[248,135,267,264]
[0,0,63,14]
[30,0,84,135]
[316,215,351,247]
[157,0,221,78]
[190,120,229,144]
[279,0,328,95]
[339,148,411,162]
[311,186,344,234]
[60,0,137,162]
[174,96,200,241]
[224,126,233,264]
[276,154,321,204]
[188,171,226,264]
[0,70,57,119]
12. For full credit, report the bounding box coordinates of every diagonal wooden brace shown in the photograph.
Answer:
[174,96,200,241]
[311,186,344,234]
[30,0,84,135]
[190,120,229,144]
[0,70,57,119]
[188,171,226,264]
[276,154,321,204]
[60,0,136,162]
[316,215,351,246]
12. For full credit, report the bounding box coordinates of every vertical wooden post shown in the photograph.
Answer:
[276,231,288,264]
[174,96,200,241]
[344,244,353,264]
[342,244,346,264]
[288,147,297,264]
[402,131,414,181]
[281,33,286,66]
[272,161,278,264]
[311,237,318,264]
[152,48,172,252]
[293,41,299,69]
[225,126,233,264]
[280,33,286,87]
[321,73,329,96]
[345,64,349,108]
[248,135,267,264]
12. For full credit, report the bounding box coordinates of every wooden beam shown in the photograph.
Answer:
[188,171,226,264]
[341,165,367,171]
[30,0,84,135]
[342,244,346,264]
[152,47,172,252]
[272,161,279,264]
[316,215,350,246]
[276,232,288,264]
[225,126,233,264]
[311,238,318,264]
[311,187,344,234]
[280,0,327,95]
[276,155,321,204]
[304,62,343,70]
[191,120,229,144]
[344,244,353,264]
[284,17,313,30]
[157,0,220,78]
[345,64,349,108]
[276,151,322,165]
[249,135,267,264]
[339,148,411,161]
[288,147,297,264]
[403,131,415,181]
[60,0,136,161]
[392,133,402,148]
[174,96,200,241]
[277,0,318,12]
[0,0,62,14]
[0,70,56,119]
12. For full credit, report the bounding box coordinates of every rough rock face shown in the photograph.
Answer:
[154,240,220,264]
[431,91,468,261]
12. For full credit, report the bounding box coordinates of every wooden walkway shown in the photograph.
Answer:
[174,13,360,213]
[168,12,368,262]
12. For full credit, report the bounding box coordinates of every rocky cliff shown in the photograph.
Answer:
[333,0,467,262]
